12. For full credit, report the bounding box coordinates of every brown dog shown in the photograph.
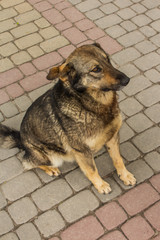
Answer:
[0,44,136,194]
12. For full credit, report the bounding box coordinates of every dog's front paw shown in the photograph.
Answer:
[95,180,112,194]
[119,170,136,186]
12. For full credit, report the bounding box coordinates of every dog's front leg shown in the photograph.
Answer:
[74,150,111,194]
[106,133,136,186]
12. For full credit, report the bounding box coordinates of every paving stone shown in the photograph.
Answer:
[114,0,132,8]
[34,17,50,28]
[145,103,160,123]
[28,83,52,101]
[0,148,19,161]
[0,112,4,122]
[135,40,157,54]
[99,231,127,240]
[152,235,160,240]
[40,35,69,53]
[96,201,127,230]
[119,64,140,78]
[134,52,160,71]
[120,20,137,32]
[146,8,160,20]
[150,174,160,193]
[119,122,135,143]
[120,97,143,117]
[131,14,152,27]
[0,58,14,73]
[35,168,54,183]
[144,201,160,231]
[42,8,65,25]
[127,113,153,133]
[0,32,13,46]
[16,223,41,240]
[117,8,136,20]
[120,142,140,161]
[100,3,118,14]
[0,101,19,118]
[0,211,14,235]
[140,26,156,37]
[95,152,115,177]
[145,152,160,172]
[61,216,104,240]
[62,6,84,22]
[118,183,159,216]
[14,2,33,13]
[19,62,37,76]
[32,179,72,211]
[76,0,101,12]
[112,47,141,66]
[15,10,41,24]
[55,1,71,10]
[39,26,59,39]
[0,7,17,21]
[85,9,104,21]
[63,27,87,44]
[121,216,154,240]
[35,210,65,238]
[34,1,52,12]
[142,0,160,9]
[6,83,24,99]
[105,25,126,38]
[85,27,105,40]
[58,44,76,58]
[59,190,99,223]
[11,22,38,38]
[95,14,122,29]
[59,161,78,173]
[15,33,43,50]
[11,51,32,65]
[138,84,160,107]
[97,36,122,55]
[0,68,23,88]
[144,69,160,83]
[14,95,32,111]
[1,171,41,201]
[0,42,18,57]
[3,112,25,131]
[0,191,7,209]
[0,19,17,34]
[8,197,38,224]
[0,157,23,184]
[131,3,147,13]
[27,45,44,58]
[65,168,90,191]
[1,0,24,7]
[0,233,18,240]
[122,75,151,96]
[55,20,72,31]
[118,30,145,47]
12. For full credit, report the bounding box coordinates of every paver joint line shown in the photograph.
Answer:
[0,0,160,239]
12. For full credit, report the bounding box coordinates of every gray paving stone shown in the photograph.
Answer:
[1,171,41,201]
[59,190,99,223]
[145,152,160,172]
[119,64,140,78]
[118,30,145,47]
[141,0,160,9]
[0,233,18,240]
[95,152,115,177]
[3,112,25,131]
[92,177,122,203]
[0,211,14,235]
[144,103,160,123]
[0,156,23,184]
[35,168,54,183]
[105,25,126,38]
[95,14,122,29]
[114,0,132,8]
[0,148,19,161]
[85,8,104,20]
[135,40,157,54]
[0,101,19,118]
[117,8,136,20]
[120,20,137,32]
[146,8,160,20]
[132,127,160,153]
[114,159,153,189]
[14,95,32,112]
[119,122,135,143]
[100,3,118,14]
[76,0,101,12]
[28,83,53,102]
[122,75,151,96]
[144,69,160,83]
[59,161,77,174]
[8,197,38,224]
[150,33,160,47]
[0,191,7,209]
[140,26,156,37]
[127,113,153,133]
[35,210,65,238]
[131,3,147,13]
[16,223,41,240]
[134,52,160,71]
[131,14,152,27]
[136,85,160,107]
[0,112,4,122]
[120,97,143,117]
[31,179,72,211]
[65,168,90,191]
[120,142,140,161]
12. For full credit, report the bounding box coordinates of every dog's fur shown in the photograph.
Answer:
[0,44,136,193]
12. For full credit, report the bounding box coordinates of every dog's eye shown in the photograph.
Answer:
[91,66,102,73]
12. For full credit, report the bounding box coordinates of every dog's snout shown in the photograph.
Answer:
[117,74,130,86]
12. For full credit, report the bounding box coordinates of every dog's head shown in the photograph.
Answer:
[47,43,130,92]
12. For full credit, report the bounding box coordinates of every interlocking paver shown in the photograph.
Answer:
[95,14,122,29]
[0,191,7,209]
[0,233,18,240]
[0,148,19,161]
[127,113,153,133]
[0,101,19,118]
[119,122,135,143]
[144,69,160,83]
[76,0,101,12]
[19,62,37,76]
[120,142,140,161]
[16,223,41,240]
[99,231,127,240]
[120,97,143,117]
[112,47,141,65]
[134,52,160,71]
[14,9,41,24]
[145,152,160,172]
[136,85,160,107]
[150,174,160,193]
[14,2,33,13]
[0,211,14,235]
[11,51,32,65]
[144,201,160,231]
[118,30,145,47]
[14,95,32,111]
[40,35,69,52]
[145,103,160,123]
[6,83,24,99]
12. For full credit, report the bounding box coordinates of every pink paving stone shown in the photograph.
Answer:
[121,216,154,240]
[33,52,63,70]
[75,19,95,31]
[6,83,24,98]
[55,20,72,31]
[62,7,85,23]
[34,1,52,12]
[48,0,63,4]
[63,27,87,45]
[144,201,160,231]
[55,1,71,11]
[150,174,160,193]
[96,202,127,230]
[153,235,160,240]
[118,183,160,216]
[19,63,37,76]
[85,27,105,40]
[28,0,42,4]
[61,216,104,240]
[0,89,10,105]
[42,9,65,25]
[0,69,23,89]
[49,238,60,240]
[77,40,94,47]
[58,45,75,58]
[20,72,49,92]
[97,36,123,55]
[99,231,127,240]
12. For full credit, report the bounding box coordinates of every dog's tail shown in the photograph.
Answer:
[0,123,24,149]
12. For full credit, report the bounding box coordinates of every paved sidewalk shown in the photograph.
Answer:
[0,0,160,239]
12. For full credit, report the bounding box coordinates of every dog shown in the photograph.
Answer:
[0,43,136,194]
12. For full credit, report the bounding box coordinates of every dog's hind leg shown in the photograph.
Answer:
[106,133,136,186]
[74,149,111,194]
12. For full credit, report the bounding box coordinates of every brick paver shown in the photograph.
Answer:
[0,0,160,239]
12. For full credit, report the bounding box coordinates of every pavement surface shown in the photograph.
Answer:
[0,0,160,239]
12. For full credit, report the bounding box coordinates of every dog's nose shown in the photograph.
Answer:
[117,74,130,86]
